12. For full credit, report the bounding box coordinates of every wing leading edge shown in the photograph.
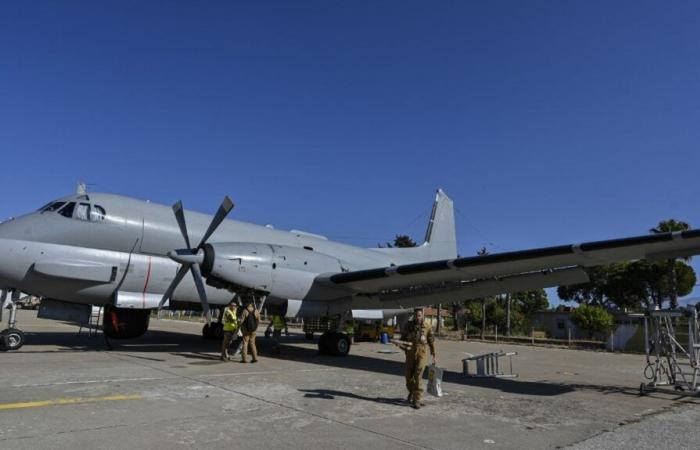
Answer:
[322,229,700,296]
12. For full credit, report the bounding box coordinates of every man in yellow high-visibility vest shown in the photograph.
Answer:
[271,315,285,354]
[220,300,239,361]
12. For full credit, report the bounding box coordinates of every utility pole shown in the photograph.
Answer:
[481,298,486,340]
[477,247,489,340]
[505,293,512,337]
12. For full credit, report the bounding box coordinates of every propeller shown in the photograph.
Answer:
[158,196,234,323]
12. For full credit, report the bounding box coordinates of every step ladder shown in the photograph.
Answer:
[639,308,700,396]
[462,351,518,378]
[79,306,103,337]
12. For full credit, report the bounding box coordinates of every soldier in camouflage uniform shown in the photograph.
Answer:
[400,307,437,409]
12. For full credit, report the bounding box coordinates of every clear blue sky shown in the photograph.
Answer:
[1,1,699,305]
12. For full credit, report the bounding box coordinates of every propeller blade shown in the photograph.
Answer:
[197,196,234,249]
[172,200,191,249]
[190,264,212,323]
[159,265,189,310]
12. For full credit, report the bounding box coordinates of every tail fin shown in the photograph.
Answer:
[422,189,457,260]
[371,189,458,262]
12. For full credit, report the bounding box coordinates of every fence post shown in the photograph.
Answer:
[568,328,571,348]
[610,330,614,352]
[495,325,498,343]
[531,327,535,345]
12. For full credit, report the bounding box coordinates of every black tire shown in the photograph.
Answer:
[305,332,314,340]
[329,333,351,356]
[318,332,331,354]
[202,323,213,339]
[318,332,351,356]
[0,328,25,351]
[211,323,223,340]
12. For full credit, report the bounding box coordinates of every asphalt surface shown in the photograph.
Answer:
[1,311,699,449]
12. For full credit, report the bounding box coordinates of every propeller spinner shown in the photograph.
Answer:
[158,196,234,323]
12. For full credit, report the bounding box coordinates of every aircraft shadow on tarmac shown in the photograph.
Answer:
[16,328,661,399]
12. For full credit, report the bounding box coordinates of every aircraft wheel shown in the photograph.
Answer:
[318,332,351,356]
[330,333,351,357]
[202,323,223,340]
[0,328,25,351]
[211,323,223,340]
[318,332,331,354]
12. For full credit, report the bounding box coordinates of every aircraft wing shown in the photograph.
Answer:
[318,230,700,308]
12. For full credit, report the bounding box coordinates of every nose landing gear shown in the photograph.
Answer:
[1,290,25,351]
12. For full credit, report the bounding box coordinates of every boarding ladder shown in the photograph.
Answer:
[639,308,700,395]
[79,306,103,337]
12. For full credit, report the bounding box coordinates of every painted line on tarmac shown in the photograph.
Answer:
[197,367,340,378]
[0,394,142,411]
[10,368,339,388]
[11,376,177,388]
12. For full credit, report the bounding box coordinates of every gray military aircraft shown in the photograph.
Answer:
[1,186,700,354]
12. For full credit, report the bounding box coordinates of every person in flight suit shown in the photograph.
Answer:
[399,307,437,409]
[240,301,261,363]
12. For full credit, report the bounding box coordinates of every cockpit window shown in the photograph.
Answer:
[91,205,106,222]
[40,201,66,213]
[58,202,76,218]
[75,203,90,221]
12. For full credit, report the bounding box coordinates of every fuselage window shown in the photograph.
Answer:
[91,205,106,222]
[58,202,76,218]
[75,203,90,221]
[40,201,66,213]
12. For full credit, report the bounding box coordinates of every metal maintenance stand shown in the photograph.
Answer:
[463,351,518,378]
[639,308,700,396]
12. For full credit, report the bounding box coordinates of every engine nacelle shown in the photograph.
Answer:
[202,242,343,299]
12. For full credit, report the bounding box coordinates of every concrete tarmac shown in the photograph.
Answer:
[1,311,699,449]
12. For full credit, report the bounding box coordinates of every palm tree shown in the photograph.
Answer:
[650,219,691,309]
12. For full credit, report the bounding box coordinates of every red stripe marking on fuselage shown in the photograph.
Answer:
[142,256,152,308]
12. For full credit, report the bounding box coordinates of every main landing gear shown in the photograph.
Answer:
[202,306,226,340]
[1,289,25,351]
[318,331,352,356]
[318,312,352,356]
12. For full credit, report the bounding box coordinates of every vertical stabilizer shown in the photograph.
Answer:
[423,189,457,260]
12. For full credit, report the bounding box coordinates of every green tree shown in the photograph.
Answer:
[512,289,549,317]
[650,219,692,309]
[570,304,614,339]
[477,247,489,339]
[392,234,417,248]
[558,219,695,310]
[557,266,610,306]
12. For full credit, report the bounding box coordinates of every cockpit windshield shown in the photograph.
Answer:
[38,200,107,222]
[58,202,76,218]
[39,201,66,213]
